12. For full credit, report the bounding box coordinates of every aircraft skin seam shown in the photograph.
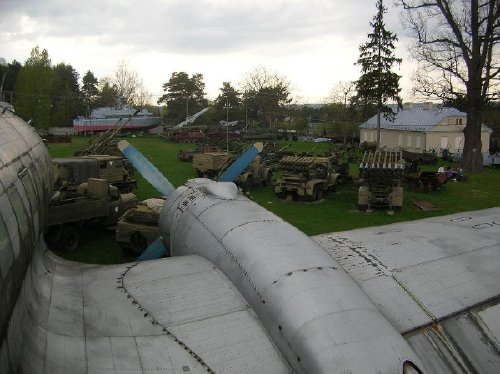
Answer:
[185,207,305,371]
[116,262,215,374]
[422,325,473,373]
[193,216,265,305]
[327,235,438,322]
[218,219,281,241]
[271,266,337,286]
[81,268,89,373]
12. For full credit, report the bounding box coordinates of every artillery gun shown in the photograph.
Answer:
[358,149,405,211]
[274,155,342,201]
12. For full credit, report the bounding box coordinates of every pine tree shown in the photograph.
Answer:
[354,0,402,147]
[14,46,54,129]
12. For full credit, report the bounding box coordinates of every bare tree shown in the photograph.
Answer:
[110,60,151,106]
[132,79,152,107]
[327,81,356,106]
[398,0,500,172]
[241,66,292,128]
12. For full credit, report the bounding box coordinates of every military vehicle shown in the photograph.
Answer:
[115,198,163,254]
[192,151,271,192]
[406,170,448,192]
[193,151,233,179]
[245,156,273,187]
[53,155,137,193]
[358,149,405,211]
[274,155,343,201]
[402,150,438,164]
[193,150,273,192]
[45,178,138,251]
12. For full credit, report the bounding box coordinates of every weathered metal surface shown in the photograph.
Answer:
[2,111,500,373]
[161,179,422,373]
[0,108,52,345]
[314,208,500,373]
[3,247,290,373]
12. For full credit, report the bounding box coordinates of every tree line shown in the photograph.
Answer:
[0,48,366,136]
[1,0,498,171]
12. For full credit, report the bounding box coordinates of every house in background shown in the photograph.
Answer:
[359,103,492,155]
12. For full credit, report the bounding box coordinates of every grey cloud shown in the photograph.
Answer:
[1,0,388,55]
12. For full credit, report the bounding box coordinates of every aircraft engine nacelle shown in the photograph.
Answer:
[160,179,422,374]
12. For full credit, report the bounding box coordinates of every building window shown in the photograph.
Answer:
[398,134,403,146]
[407,134,412,147]
[416,137,421,149]
[456,118,463,125]
[455,137,463,151]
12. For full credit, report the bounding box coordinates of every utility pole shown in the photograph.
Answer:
[223,100,231,154]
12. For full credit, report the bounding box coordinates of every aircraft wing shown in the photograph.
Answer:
[313,207,500,373]
[8,244,290,373]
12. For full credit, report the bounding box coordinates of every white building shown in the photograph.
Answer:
[359,103,492,154]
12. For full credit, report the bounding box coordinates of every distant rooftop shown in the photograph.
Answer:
[360,103,466,132]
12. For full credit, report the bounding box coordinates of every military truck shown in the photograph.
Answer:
[115,198,164,254]
[193,151,233,179]
[53,155,137,193]
[192,151,271,192]
[358,149,405,211]
[45,178,138,251]
[274,155,342,201]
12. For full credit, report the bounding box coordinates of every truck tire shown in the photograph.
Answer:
[242,175,253,193]
[130,232,147,254]
[315,187,324,200]
[262,172,273,187]
[58,225,80,252]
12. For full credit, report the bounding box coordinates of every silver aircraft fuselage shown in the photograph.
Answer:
[160,180,422,373]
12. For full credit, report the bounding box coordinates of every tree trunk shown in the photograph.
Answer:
[460,106,483,172]
[376,106,381,148]
[460,70,484,172]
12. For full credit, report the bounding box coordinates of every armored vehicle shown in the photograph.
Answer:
[358,149,405,211]
[45,178,138,251]
[274,155,342,201]
[116,198,164,254]
[53,155,137,193]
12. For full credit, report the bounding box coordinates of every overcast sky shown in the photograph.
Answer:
[0,0,419,104]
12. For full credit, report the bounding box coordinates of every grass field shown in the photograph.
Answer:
[47,136,500,264]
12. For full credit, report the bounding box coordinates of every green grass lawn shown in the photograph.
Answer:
[48,136,500,263]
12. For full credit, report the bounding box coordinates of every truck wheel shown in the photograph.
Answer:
[131,232,147,254]
[243,175,253,192]
[58,226,80,252]
[262,172,273,187]
[315,187,324,200]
